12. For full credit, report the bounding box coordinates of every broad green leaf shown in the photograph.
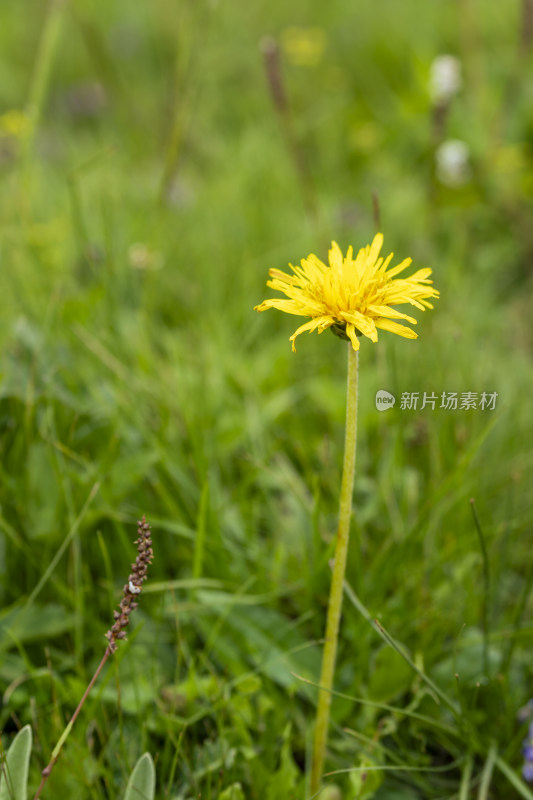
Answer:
[0,725,32,800]
[0,603,74,654]
[123,752,155,800]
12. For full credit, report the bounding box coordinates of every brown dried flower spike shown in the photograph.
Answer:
[105,515,154,653]
[34,516,154,800]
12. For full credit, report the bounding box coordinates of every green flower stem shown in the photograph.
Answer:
[310,342,359,796]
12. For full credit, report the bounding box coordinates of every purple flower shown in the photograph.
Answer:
[518,701,533,783]
[523,745,533,761]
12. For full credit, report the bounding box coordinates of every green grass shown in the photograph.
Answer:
[1,0,533,797]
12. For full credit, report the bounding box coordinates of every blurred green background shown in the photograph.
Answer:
[1,0,533,797]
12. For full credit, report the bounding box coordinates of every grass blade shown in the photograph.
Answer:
[495,755,533,800]
[343,579,461,718]
[477,741,497,800]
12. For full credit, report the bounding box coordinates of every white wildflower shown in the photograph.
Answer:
[430,55,462,103]
[436,139,471,187]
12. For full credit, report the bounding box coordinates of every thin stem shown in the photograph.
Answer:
[371,618,461,719]
[521,0,533,59]
[21,0,65,173]
[33,647,111,799]
[470,498,490,677]
[372,191,381,231]
[33,517,153,798]
[310,343,359,796]
[261,36,318,222]
[193,481,209,579]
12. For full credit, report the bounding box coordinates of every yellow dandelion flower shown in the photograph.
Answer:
[254,233,439,351]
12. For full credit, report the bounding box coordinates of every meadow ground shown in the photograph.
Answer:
[1,1,533,798]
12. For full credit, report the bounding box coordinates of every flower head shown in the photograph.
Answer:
[105,516,154,653]
[254,233,439,351]
[436,139,471,187]
[430,55,462,104]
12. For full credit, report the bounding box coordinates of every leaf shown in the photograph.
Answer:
[219,783,245,800]
[123,753,155,800]
[368,645,413,703]
[0,725,32,800]
[348,757,385,798]
[265,726,300,800]
[0,603,74,654]
[26,443,61,539]
[195,599,320,694]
